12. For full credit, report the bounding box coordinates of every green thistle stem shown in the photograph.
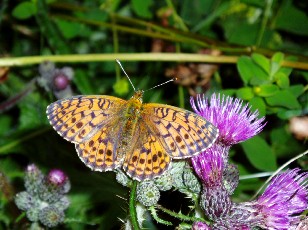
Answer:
[149,206,172,226]
[129,180,140,230]
[156,205,204,222]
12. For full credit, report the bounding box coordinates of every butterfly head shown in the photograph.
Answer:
[131,90,144,103]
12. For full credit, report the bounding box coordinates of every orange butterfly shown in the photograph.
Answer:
[46,61,218,181]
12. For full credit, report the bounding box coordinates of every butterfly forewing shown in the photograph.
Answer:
[141,103,219,158]
[46,95,127,143]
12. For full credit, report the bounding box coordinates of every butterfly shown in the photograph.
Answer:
[46,62,219,181]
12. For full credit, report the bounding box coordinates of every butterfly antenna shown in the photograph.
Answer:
[144,77,177,92]
[116,59,136,91]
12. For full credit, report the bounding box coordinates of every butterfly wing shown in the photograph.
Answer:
[47,95,128,172]
[141,103,219,159]
[46,95,127,143]
[122,121,171,181]
[75,116,127,171]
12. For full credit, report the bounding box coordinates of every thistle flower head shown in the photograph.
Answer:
[191,144,226,187]
[136,181,160,207]
[192,221,211,230]
[217,169,308,229]
[40,169,71,203]
[37,62,74,99]
[255,168,308,229]
[47,169,68,186]
[15,164,70,228]
[190,94,266,146]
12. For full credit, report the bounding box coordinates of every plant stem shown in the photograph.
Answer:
[129,180,140,230]
[112,15,120,82]
[0,53,238,67]
[0,127,50,155]
[256,0,273,47]
[156,205,205,222]
[148,206,172,226]
[1,53,308,70]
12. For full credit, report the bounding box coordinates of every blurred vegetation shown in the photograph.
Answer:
[0,0,307,229]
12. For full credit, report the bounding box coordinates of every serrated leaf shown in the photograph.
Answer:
[265,90,301,109]
[132,0,153,19]
[249,97,266,117]
[252,53,270,74]
[254,84,279,97]
[241,136,277,171]
[236,87,254,100]
[12,1,36,20]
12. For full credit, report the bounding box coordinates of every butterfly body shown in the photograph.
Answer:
[47,90,219,181]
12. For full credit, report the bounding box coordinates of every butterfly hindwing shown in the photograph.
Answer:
[123,121,171,181]
[75,117,126,171]
[46,95,126,143]
[141,103,219,158]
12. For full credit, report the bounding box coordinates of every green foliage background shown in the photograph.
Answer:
[0,0,307,229]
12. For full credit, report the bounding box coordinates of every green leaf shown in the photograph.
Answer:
[254,84,279,97]
[249,97,266,117]
[270,127,305,157]
[275,0,308,36]
[265,90,301,109]
[219,89,236,97]
[274,72,289,89]
[224,21,259,46]
[237,56,254,85]
[288,84,304,98]
[271,52,284,64]
[113,78,129,96]
[132,0,153,19]
[252,53,270,74]
[277,108,302,120]
[241,136,277,171]
[12,1,36,19]
[236,87,254,100]
[191,1,230,32]
[74,70,95,95]
[0,116,12,136]
[270,52,284,77]
[55,19,81,39]
[18,92,48,129]
[237,56,270,86]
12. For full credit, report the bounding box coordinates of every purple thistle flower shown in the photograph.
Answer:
[219,169,308,230]
[192,145,232,220]
[191,144,227,187]
[190,94,266,146]
[192,221,211,230]
[47,169,68,186]
[255,168,308,229]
